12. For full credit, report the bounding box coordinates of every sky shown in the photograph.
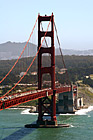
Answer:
[0,0,93,50]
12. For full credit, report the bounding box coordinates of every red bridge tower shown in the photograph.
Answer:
[37,13,57,126]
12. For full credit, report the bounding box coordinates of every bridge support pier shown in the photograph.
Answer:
[37,90,57,127]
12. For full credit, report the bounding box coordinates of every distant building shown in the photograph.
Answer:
[60,68,67,72]
[16,89,22,93]
[20,72,25,77]
[85,76,89,79]
[90,74,93,80]
[58,68,67,74]
[31,72,37,75]
[58,71,64,74]
[43,81,60,87]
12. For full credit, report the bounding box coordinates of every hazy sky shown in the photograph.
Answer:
[0,0,93,50]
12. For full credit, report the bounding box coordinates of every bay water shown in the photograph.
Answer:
[0,106,93,140]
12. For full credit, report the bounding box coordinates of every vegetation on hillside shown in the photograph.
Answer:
[0,55,93,85]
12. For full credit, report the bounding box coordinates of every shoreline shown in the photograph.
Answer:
[9,104,93,113]
[20,106,93,116]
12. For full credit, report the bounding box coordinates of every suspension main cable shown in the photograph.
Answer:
[0,15,39,84]
[0,15,52,99]
[54,22,71,85]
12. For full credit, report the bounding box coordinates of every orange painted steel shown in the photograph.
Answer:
[0,86,72,111]
[38,13,57,123]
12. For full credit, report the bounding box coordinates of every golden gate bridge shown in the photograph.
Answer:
[0,13,77,127]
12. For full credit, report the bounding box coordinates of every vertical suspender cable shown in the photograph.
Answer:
[54,22,71,85]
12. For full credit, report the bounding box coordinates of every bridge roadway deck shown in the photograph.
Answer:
[0,86,74,111]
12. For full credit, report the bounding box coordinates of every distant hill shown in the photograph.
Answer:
[0,41,93,60]
[0,41,37,60]
[56,48,93,56]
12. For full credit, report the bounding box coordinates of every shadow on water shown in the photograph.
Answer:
[1,123,37,140]
[1,127,36,140]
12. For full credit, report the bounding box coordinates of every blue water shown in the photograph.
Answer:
[0,108,93,140]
